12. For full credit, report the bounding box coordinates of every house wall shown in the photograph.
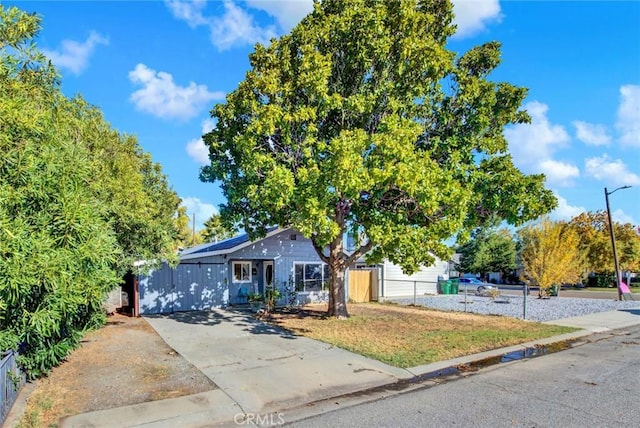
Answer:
[226,229,328,304]
[380,258,448,297]
[140,229,328,314]
[140,229,451,313]
[138,257,228,315]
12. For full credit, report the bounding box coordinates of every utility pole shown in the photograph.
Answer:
[604,186,631,300]
[192,212,196,246]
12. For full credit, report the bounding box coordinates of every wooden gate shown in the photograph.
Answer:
[348,269,377,303]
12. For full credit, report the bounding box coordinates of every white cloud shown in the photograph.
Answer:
[167,1,502,48]
[210,1,277,50]
[539,159,580,187]
[42,31,108,75]
[128,64,224,120]
[186,138,210,165]
[181,197,218,230]
[451,0,502,39]
[166,0,277,50]
[186,118,216,165]
[611,209,637,226]
[201,117,216,134]
[550,193,584,221]
[505,101,570,172]
[245,0,313,31]
[572,121,611,146]
[584,155,640,187]
[616,84,640,147]
[165,0,208,27]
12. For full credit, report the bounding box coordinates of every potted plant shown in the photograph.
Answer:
[264,287,282,313]
[248,293,264,310]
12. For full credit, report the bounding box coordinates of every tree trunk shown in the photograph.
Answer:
[328,262,348,318]
[327,234,348,319]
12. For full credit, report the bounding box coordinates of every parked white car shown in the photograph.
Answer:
[459,277,496,293]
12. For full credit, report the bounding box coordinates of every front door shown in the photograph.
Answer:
[263,261,274,289]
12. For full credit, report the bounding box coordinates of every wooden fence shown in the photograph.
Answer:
[348,269,378,303]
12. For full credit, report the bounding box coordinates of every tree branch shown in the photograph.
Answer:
[311,238,330,264]
[346,239,374,266]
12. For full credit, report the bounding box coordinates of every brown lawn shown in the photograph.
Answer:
[268,303,577,368]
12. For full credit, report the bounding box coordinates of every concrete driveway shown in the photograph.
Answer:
[143,309,411,415]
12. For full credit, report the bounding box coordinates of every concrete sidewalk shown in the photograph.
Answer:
[60,307,640,428]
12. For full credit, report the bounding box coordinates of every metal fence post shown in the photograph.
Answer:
[413,281,417,305]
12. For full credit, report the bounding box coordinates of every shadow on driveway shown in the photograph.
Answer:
[146,308,299,340]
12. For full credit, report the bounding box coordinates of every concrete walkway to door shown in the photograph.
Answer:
[146,309,410,415]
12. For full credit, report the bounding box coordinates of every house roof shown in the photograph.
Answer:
[180,226,285,260]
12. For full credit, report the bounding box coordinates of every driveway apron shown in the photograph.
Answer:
[144,309,411,414]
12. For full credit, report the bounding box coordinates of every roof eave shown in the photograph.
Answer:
[179,227,292,261]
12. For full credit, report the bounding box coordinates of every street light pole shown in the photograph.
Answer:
[604,186,631,300]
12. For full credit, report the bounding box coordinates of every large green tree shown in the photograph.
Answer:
[55,95,181,271]
[0,5,180,376]
[201,0,556,317]
[458,228,516,280]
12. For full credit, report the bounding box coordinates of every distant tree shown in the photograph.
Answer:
[569,211,640,275]
[201,213,235,243]
[201,0,556,318]
[174,205,194,250]
[616,223,640,274]
[519,218,584,297]
[458,228,516,281]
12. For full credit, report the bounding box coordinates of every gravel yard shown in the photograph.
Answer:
[390,294,640,322]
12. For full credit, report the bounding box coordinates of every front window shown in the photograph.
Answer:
[233,261,251,283]
[294,263,329,292]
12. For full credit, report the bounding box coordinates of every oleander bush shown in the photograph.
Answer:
[0,6,180,378]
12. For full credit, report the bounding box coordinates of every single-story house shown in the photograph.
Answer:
[134,227,450,315]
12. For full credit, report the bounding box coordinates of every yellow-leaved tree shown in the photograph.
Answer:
[519,217,584,298]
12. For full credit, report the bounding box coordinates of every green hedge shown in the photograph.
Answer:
[587,274,615,288]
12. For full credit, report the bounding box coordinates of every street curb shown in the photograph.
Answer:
[273,329,599,426]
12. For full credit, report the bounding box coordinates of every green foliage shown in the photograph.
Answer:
[173,205,194,250]
[264,287,282,313]
[569,211,640,275]
[247,293,263,302]
[457,227,516,278]
[587,274,615,288]
[55,97,181,272]
[200,213,235,243]
[201,0,556,317]
[0,5,180,377]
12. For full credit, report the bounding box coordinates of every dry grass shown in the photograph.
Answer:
[16,314,215,428]
[269,303,577,368]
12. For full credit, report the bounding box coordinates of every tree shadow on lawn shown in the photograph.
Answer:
[247,307,331,337]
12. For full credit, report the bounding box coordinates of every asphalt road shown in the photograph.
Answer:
[289,325,640,428]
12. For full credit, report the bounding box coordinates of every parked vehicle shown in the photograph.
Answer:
[459,277,495,293]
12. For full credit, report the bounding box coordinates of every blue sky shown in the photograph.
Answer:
[6,0,640,230]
